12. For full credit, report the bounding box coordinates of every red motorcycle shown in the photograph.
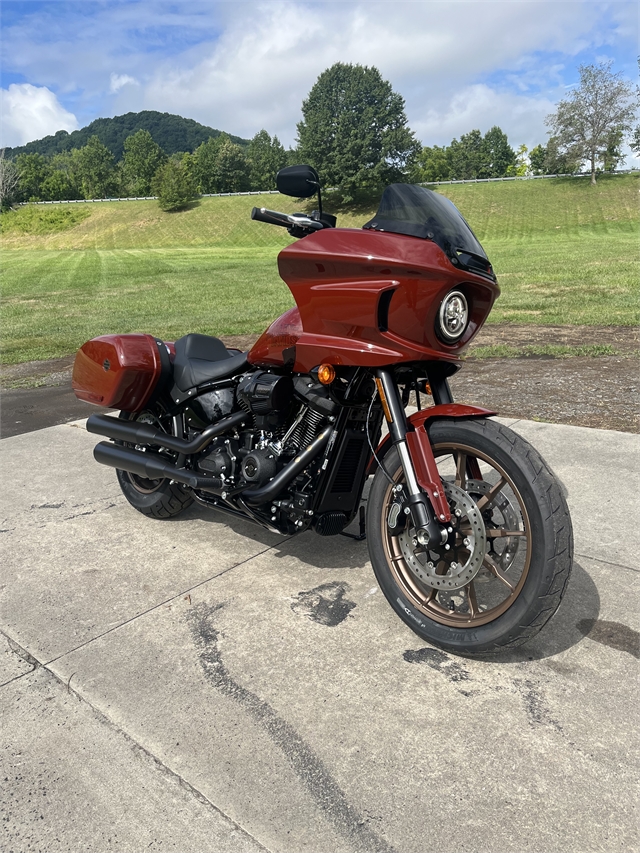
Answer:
[73,165,572,655]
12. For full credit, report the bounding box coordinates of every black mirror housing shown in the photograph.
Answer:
[276,165,320,198]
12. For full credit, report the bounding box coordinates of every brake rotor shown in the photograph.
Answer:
[466,478,521,573]
[397,480,486,591]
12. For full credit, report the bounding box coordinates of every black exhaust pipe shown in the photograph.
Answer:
[93,442,223,493]
[242,427,333,506]
[87,410,247,454]
[94,423,334,505]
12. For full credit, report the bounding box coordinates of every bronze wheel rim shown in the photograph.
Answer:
[381,441,532,628]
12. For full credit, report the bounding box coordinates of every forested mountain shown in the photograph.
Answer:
[4,111,249,159]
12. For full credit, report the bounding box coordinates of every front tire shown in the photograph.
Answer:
[116,405,194,519]
[366,418,573,655]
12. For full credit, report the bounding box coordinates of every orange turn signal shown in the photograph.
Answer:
[317,363,336,385]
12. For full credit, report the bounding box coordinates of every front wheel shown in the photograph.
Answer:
[366,418,573,655]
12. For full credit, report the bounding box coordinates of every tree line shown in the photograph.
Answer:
[3,128,288,207]
[1,59,637,211]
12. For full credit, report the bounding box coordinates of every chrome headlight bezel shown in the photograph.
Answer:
[437,290,469,343]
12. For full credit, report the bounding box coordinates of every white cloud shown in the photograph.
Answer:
[128,0,613,146]
[109,73,140,94]
[0,83,79,148]
[414,84,557,149]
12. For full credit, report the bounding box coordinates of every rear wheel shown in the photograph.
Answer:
[116,404,194,519]
[366,418,572,655]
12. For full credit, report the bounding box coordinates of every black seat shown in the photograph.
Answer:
[173,334,249,391]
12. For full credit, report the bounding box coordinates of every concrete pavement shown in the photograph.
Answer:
[1,416,638,852]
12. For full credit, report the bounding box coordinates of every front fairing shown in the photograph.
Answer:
[249,227,499,373]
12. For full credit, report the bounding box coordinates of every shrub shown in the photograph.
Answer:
[153,160,197,211]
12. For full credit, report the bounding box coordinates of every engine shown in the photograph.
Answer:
[195,370,337,504]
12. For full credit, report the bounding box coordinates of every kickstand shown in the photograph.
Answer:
[340,505,366,541]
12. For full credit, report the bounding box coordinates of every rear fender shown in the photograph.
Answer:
[368,404,496,521]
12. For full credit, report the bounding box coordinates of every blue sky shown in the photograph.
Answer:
[1,0,638,163]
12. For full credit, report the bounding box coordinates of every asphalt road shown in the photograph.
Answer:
[1,384,102,438]
[1,414,638,852]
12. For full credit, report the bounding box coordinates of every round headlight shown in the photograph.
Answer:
[438,290,468,342]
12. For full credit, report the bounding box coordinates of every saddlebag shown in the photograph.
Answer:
[72,333,169,411]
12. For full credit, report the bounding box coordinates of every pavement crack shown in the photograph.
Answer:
[575,552,639,573]
[44,542,288,666]
[0,630,42,687]
[26,663,271,853]
[186,601,395,853]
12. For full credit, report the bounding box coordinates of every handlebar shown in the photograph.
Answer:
[251,207,325,233]
[251,207,292,228]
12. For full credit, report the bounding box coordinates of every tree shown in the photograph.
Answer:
[483,126,516,177]
[296,63,419,202]
[543,136,581,175]
[411,144,451,183]
[40,169,75,201]
[247,130,287,190]
[122,129,167,195]
[152,159,197,211]
[631,125,640,156]
[72,136,117,198]
[545,61,637,184]
[448,130,486,180]
[215,137,250,193]
[39,152,82,200]
[506,144,530,177]
[192,136,223,193]
[0,149,20,210]
[601,128,625,172]
[15,152,51,200]
[447,127,516,180]
[529,144,546,175]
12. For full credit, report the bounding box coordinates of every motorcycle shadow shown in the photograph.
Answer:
[470,559,601,663]
[180,498,371,572]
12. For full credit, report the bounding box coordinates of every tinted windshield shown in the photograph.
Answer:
[363,183,488,262]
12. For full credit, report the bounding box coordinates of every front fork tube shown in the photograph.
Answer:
[375,369,449,547]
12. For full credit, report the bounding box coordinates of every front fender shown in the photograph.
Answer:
[370,404,496,469]
[368,403,496,523]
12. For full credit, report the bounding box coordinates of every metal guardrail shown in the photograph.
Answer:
[15,170,638,205]
[17,189,281,206]
[420,169,637,186]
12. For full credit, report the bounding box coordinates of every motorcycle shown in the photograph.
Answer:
[72,164,573,655]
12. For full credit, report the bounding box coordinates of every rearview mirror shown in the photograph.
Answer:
[276,165,320,199]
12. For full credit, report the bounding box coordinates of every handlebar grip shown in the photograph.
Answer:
[251,207,291,228]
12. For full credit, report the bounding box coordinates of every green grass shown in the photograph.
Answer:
[435,174,638,240]
[483,230,638,325]
[1,248,295,363]
[1,175,638,364]
[1,204,92,236]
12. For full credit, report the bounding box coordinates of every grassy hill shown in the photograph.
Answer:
[1,174,638,364]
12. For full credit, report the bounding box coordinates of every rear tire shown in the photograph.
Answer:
[116,405,194,519]
[366,418,573,655]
